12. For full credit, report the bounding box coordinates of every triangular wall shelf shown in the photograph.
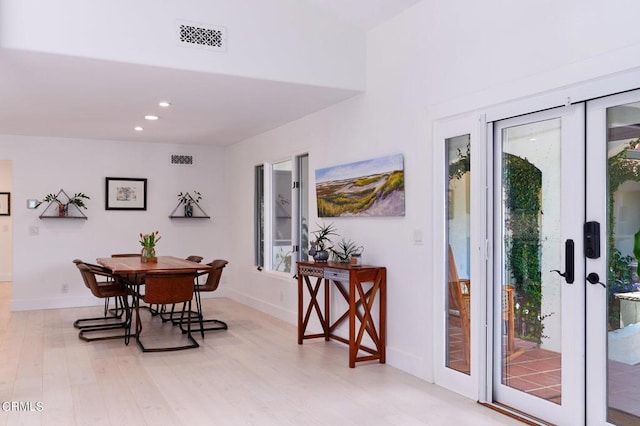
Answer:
[39,189,88,219]
[169,193,210,219]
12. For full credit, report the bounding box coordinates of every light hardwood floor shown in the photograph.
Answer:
[0,283,521,425]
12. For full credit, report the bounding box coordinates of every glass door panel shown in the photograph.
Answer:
[272,160,292,272]
[500,118,562,402]
[446,134,471,374]
[606,100,640,425]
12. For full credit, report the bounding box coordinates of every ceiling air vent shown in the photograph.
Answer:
[177,20,226,52]
[170,154,194,166]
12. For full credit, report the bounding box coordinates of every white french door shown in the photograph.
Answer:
[491,105,586,425]
[586,89,640,426]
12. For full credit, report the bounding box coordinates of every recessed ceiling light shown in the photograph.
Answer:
[145,115,159,121]
[159,101,171,107]
[134,126,143,131]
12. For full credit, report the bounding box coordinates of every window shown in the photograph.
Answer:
[255,154,308,274]
[254,165,264,268]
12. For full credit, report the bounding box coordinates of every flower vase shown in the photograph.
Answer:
[141,247,157,263]
[58,204,67,217]
[184,203,193,217]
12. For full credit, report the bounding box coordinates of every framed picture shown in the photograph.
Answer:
[0,192,10,216]
[105,177,147,210]
[315,153,405,217]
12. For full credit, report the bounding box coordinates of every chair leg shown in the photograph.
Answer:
[78,296,132,342]
[160,301,200,326]
[74,296,126,330]
[180,290,228,337]
[106,296,127,317]
[196,289,204,338]
[136,300,199,352]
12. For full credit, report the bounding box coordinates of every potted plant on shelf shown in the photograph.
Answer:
[37,192,90,217]
[139,231,161,263]
[177,190,202,217]
[308,222,338,262]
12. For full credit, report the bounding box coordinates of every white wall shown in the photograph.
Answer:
[0,0,365,91]
[0,160,11,282]
[227,0,640,382]
[1,135,228,310]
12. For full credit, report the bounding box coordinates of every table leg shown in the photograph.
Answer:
[349,277,356,368]
[379,268,386,364]
[297,273,303,344]
[324,278,330,341]
[299,275,327,342]
[134,283,143,342]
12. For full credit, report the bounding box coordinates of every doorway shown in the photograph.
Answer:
[0,160,12,284]
[0,160,12,324]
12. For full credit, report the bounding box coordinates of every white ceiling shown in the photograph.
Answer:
[0,1,421,147]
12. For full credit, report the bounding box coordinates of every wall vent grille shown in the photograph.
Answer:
[177,21,226,52]
[170,154,194,166]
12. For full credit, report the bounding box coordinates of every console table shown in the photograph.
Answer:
[297,261,386,368]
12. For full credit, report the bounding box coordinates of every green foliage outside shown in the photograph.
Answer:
[607,147,640,328]
[503,153,546,345]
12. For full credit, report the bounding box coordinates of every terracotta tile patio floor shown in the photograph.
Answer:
[448,324,640,423]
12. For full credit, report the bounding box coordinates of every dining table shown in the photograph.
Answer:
[96,255,211,275]
[95,255,212,349]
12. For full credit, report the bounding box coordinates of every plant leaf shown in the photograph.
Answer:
[634,228,640,263]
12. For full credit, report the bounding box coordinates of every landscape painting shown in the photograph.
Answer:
[315,153,405,217]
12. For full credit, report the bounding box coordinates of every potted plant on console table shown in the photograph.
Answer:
[308,222,337,262]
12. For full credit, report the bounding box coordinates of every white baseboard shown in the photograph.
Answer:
[385,346,431,382]
[225,288,296,325]
[11,295,103,311]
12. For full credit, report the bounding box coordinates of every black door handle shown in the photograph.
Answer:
[587,272,606,288]
[551,239,574,284]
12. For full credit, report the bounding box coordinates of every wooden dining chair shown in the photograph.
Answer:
[135,270,199,352]
[159,256,203,323]
[180,259,229,338]
[71,259,127,329]
[74,261,132,343]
